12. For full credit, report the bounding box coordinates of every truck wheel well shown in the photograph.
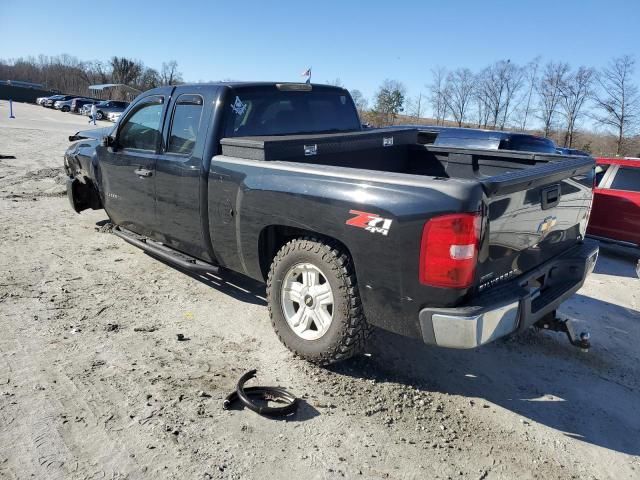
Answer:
[258,225,353,281]
[71,176,103,212]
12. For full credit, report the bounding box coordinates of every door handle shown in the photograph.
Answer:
[541,184,561,210]
[134,168,153,178]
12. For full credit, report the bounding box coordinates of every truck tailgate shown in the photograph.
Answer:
[476,156,594,292]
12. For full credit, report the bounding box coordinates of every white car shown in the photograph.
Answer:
[107,112,122,123]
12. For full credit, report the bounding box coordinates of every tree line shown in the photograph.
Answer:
[0,54,183,100]
[2,53,639,155]
[352,55,640,156]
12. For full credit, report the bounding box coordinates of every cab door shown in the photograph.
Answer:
[97,92,170,237]
[590,164,640,245]
[153,88,215,260]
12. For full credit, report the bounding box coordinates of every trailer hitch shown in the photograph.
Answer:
[535,312,591,351]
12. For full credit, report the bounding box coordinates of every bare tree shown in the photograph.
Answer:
[472,70,491,128]
[350,89,368,114]
[592,55,640,155]
[558,66,594,147]
[428,67,448,125]
[407,92,425,119]
[140,67,161,90]
[537,61,569,137]
[476,60,524,130]
[519,56,540,130]
[110,56,143,85]
[160,60,183,86]
[444,68,474,126]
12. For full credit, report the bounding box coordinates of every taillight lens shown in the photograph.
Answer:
[419,212,481,289]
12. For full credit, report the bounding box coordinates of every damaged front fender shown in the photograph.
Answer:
[67,176,102,213]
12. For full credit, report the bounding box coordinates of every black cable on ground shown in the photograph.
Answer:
[223,369,298,417]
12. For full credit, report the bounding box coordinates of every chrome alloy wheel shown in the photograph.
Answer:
[280,262,334,340]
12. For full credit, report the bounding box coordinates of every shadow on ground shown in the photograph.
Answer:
[109,226,639,454]
[146,253,267,306]
[328,295,640,456]
[594,247,639,279]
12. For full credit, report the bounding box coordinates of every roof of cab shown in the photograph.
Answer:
[173,82,348,91]
[141,82,348,98]
[596,157,640,167]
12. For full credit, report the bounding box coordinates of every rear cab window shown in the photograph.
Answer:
[167,94,204,155]
[223,86,360,137]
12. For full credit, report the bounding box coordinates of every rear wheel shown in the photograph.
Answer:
[267,237,371,364]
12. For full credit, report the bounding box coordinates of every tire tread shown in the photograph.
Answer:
[266,237,372,365]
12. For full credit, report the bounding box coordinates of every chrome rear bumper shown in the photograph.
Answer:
[419,240,599,349]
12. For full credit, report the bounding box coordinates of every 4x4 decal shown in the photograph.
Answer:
[346,210,392,236]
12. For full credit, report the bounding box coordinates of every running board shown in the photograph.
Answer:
[112,227,220,274]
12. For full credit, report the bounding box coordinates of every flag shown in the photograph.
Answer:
[301,67,312,84]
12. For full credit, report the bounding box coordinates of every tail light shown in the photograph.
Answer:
[419,212,481,289]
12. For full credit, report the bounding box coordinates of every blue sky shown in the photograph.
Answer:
[2,0,639,104]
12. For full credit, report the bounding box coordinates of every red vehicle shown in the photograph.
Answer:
[587,157,640,248]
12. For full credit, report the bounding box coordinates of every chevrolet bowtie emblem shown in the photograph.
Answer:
[538,216,557,234]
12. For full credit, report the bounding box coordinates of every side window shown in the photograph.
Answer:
[118,100,164,152]
[167,94,203,155]
[610,167,640,192]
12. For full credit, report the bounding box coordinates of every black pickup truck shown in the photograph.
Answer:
[64,82,598,364]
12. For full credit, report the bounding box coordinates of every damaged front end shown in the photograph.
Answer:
[64,132,105,213]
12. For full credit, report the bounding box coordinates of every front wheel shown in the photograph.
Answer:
[62,106,70,112]
[95,111,103,120]
[267,237,371,364]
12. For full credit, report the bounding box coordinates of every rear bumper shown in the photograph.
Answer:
[418,240,599,349]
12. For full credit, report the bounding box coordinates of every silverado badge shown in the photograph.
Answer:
[537,216,557,235]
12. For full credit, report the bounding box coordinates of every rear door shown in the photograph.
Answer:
[98,92,169,237]
[154,89,215,259]
[590,164,640,245]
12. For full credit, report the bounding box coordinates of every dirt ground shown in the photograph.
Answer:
[1,102,639,480]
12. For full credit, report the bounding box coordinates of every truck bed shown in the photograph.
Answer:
[217,129,595,302]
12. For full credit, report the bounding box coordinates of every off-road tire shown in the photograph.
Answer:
[267,237,372,364]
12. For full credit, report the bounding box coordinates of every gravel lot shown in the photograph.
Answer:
[1,102,639,480]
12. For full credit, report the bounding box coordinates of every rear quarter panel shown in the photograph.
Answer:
[207,157,484,338]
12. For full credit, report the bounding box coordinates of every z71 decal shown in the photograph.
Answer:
[346,210,393,236]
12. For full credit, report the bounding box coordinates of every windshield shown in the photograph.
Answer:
[223,87,360,137]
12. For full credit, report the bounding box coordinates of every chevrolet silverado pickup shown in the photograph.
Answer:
[64,82,598,364]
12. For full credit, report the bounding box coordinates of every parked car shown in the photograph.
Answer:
[64,82,597,364]
[56,97,96,112]
[107,111,122,123]
[80,100,129,120]
[54,98,87,112]
[394,125,559,153]
[43,95,77,108]
[556,147,590,156]
[587,157,640,248]
[70,98,98,113]
[36,95,55,105]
